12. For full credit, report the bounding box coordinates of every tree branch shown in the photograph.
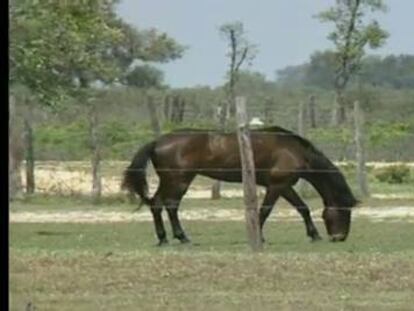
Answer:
[235,47,249,72]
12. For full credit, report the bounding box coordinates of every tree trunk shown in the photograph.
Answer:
[89,102,102,203]
[235,96,262,252]
[308,95,317,128]
[332,90,346,126]
[228,84,236,117]
[9,94,23,201]
[23,101,35,194]
[354,101,369,197]
[146,94,161,138]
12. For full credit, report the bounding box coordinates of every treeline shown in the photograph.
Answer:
[277,52,414,89]
[27,76,414,162]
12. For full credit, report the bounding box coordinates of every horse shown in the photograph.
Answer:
[122,126,359,246]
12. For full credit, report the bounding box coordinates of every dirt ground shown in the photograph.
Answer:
[10,206,414,223]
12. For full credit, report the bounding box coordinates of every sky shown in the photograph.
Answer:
[117,0,414,88]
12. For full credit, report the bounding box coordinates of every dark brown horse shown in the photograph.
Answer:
[122,126,358,246]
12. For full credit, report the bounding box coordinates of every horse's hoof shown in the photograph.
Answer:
[174,232,191,244]
[156,239,169,247]
[179,237,191,244]
[310,235,322,242]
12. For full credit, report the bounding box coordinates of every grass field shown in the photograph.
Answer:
[10,215,414,311]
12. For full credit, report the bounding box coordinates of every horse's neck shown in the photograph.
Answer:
[304,174,333,207]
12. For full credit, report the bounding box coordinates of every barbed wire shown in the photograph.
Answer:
[122,168,360,173]
[23,159,414,171]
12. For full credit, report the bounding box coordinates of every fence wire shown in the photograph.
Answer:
[9,89,414,206]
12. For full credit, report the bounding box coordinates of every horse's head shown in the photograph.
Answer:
[307,161,358,242]
[322,207,352,242]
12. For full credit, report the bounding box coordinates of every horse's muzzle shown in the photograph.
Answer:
[329,234,347,242]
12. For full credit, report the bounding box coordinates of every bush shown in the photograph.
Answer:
[375,165,411,184]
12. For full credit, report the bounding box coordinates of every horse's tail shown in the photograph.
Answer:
[122,141,157,207]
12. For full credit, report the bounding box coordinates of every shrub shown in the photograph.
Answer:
[374,164,411,184]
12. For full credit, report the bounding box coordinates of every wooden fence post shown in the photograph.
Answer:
[235,96,263,252]
[89,101,102,203]
[9,93,24,200]
[297,101,308,196]
[298,101,305,136]
[146,93,161,138]
[23,98,35,194]
[354,101,369,197]
[211,99,229,200]
[308,95,317,128]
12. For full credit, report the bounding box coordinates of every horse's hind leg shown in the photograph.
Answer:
[259,186,281,243]
[282,187,321,241]
[165,199,191,243]
[161,176,194,244]
[150,192,168,246]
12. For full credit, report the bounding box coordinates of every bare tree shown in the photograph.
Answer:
[219,21,257,120]
[212,22,256,199]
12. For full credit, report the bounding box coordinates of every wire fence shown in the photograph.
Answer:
[9,88,414,204]
[16,160,414,204]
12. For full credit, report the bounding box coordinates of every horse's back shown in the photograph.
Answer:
[151,128,308,185]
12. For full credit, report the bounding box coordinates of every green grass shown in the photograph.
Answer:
[10,220,414,311]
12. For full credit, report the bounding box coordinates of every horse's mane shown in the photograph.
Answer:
[256,126,359,208]
[255,126,320,153]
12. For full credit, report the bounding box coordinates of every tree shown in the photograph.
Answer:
[212,22,257,200]
[276,52,414,91]
[361,54,414,88]
[276,64,309,87]
[86,7,184,202]
[219,22,257,121]
[10,0,184,201]
[125,65,164,89]
[10,0,127,201]
[317,0,388,124]
[124,65,166,137]
[10,0,124,106]
[306,51,337,89]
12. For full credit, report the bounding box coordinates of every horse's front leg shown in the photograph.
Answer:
[259,186,280,243]
[282,187,321,242]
